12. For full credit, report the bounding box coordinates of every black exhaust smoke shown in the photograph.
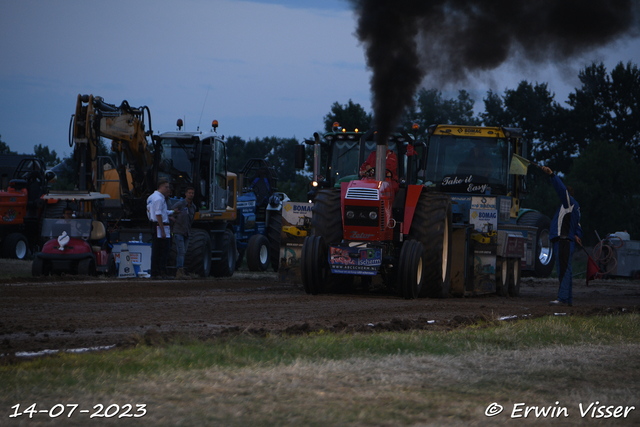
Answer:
[349,0,640,142]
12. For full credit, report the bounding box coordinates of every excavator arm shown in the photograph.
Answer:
[71,94,156,203]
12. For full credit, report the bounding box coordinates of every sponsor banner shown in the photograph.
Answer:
[279,202,313,284]
[329,246,381,275]
[470,208,498,232]
[471,196,497,210]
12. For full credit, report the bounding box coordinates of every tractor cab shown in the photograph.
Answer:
[423,125,523,198]
[302,123,423,202]
[156,128,230,213]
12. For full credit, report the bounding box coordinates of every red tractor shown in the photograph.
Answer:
[299,125,452,299]
[0,157,55,259]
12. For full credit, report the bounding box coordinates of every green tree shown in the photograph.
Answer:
[34,144,60,167]
[566,140,640,245]
[323,100,372,132]
[225,135,248,175]
[482,81,570,172]
[567,61,640,162]
[0,135,16,154]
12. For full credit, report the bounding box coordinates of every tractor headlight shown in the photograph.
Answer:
[369,211,378,220]
[346,210,355,219]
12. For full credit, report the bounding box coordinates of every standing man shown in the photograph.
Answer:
[172,187,196,278]
[147,179,172,279]
[541,166,583,307]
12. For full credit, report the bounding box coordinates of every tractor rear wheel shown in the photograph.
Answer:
[186,229,212,277]
[398,240,424,299]
[247,234,270,271]
[408,192,452,298]
[310,189,343,245]
[267,211,282,272]
[211,229,237,277]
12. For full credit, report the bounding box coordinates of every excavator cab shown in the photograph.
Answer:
[157,134,229,213]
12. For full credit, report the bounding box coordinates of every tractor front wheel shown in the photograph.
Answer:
[301,235,328,295]
[398,240,424,299]
[246,234,270,271]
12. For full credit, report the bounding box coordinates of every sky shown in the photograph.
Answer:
[1,0,639,161]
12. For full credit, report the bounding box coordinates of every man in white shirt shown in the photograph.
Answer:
[147,179,172,278]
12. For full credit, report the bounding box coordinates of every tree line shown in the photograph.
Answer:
[2,61,639,244]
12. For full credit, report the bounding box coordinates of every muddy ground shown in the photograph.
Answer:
[0,270,638,356]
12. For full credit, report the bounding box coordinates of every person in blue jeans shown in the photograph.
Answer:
[172,187,196,278]
[541,166,583,306]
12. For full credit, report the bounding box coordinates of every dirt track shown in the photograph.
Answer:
[1,272,638,356]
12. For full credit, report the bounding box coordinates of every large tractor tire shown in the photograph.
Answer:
[301,235,328,295]
[267,211,282,272]
[3,232,29,260]
[408,192,453,298]
[308,188,352,293]
[246,234,270,271]
[517,211,554,278]
[211,228,237,277]
[185,229,212,277]
[310,189,343,245]
[398,240,424,299]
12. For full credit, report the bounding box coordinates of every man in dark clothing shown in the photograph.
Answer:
[172,187,196,278]
[542,166,583,306]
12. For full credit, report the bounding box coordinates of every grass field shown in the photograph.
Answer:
[2,314,639,426]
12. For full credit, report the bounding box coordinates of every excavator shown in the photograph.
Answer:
[33,94,238,277]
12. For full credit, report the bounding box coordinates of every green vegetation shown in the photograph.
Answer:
[2,315,639,426]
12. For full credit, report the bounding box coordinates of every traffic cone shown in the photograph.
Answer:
[118,243,137,279]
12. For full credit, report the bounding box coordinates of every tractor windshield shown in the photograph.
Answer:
[330,140,361,184]
[424,135,509,194]
[330,140,400,184]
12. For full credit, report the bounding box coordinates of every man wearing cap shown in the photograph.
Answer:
[147,179,172,279]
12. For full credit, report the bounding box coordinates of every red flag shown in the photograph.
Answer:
[586,255,601,286]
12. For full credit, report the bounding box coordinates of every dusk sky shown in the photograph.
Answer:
[1,0,639,161]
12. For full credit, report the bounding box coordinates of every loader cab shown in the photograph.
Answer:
[156,131,229,213]
[423,125,522,197]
